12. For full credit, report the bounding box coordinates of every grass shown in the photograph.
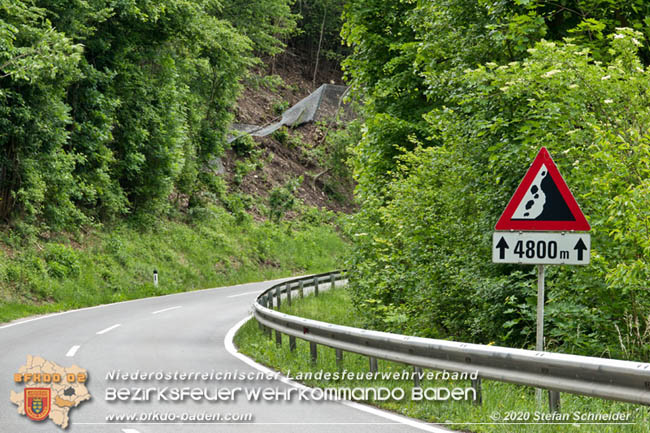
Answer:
[0,205,348,323]
[234,287,650,433]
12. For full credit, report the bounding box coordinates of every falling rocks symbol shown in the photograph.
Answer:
[495,147,590,232]
[513,166,574,222]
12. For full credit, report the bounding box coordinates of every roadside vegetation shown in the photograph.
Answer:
[340,1,650,361]
[0,206,347,323]
[0,0,352,323]
[235,287,650,433]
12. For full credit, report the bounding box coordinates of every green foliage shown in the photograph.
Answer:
[235,289,650,432]
[287,131,305,149]
[0,206,348,323]
[342,0,650,359]
[44,243,80,279]
[345,29,650,359]
[0,0,299,230]
[0,0,84,228]
[271,126,289,145]
[290,0,347,69]
[272,99,290,116]
[268,177,302,222]
[324,119,358,180]
[343,0,650,198]
[231,134,258,157]
[221,0,298,56]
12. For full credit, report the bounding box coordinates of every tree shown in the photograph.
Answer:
[0,0,83,228]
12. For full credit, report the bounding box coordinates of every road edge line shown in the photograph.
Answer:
[0,276,299,331]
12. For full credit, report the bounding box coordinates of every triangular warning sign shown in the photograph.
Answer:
[495,147,590,231]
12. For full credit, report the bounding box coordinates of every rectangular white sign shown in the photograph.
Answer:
[492,232,590,265]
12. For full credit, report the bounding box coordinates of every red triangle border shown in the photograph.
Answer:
[495,147,590,231]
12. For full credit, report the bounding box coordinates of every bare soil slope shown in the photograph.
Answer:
[223,57,355,217]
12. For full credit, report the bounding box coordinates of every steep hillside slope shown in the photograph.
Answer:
[222,60,356,218]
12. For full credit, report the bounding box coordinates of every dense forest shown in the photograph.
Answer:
[0,0,345,230]
[0,0,350,321]
[2,1,650,362]
[342,0,650,361]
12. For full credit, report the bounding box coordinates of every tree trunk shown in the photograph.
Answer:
[312,6,327,88]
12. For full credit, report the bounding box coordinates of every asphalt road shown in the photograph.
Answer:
[1,278,449,433]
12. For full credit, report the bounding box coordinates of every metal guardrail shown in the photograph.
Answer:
[253,270,650,410]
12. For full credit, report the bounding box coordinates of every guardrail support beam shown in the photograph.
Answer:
[310,342,318,363]
[472,378,482,406]
[369,357,378,373]
[413,366,422,388]
[299,281,304,298]
[286,283,291,307]
[549,390,561,413]
[253,270,650,408]
[289,335,296,352]
[330,274,335,290]
[275,330,282,346]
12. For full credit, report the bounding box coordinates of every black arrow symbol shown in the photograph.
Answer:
[496,237,509,260]
[574,238,587,261]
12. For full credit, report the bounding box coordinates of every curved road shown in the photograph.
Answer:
[1,278,449,433]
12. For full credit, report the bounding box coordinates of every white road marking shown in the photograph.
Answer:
[227,290,261,298]
[0,276,296,331]
[96,324,121,335]
[224,316,453,433]
[151,306,182,314]
[121,429,141,433]
[65,345,80,357]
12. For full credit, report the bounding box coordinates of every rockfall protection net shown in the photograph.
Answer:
[228,84,349,143]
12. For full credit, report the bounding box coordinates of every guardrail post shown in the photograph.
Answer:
[330,274,335,290]
[275,285,281,309]
[314,277,319,297]
[472,378,483,406]
[335,349,343,367]
[289,335,296,352]
[413,366,422,388]
[310,342,318,363]
[275,330,282,347]
[265,325,272,339]
[549,390,561,413]
[286,283,292,307]
[369,357,378,373]
[299,280,304,298]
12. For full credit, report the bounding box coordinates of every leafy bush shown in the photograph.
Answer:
[232,134,258,157]
[271,126,289,145]
[0,0,299,232]
[345,28,650,360]
[268,177,302,222]
[44,244,80,279]
[272,99,290,116]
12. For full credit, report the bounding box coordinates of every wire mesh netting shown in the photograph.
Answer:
[228,84,349,143]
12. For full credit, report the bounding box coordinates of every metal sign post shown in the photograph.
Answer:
[493,147,591,412]
[535,264,545,403]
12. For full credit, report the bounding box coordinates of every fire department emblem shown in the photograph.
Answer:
[24,388,51,421]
